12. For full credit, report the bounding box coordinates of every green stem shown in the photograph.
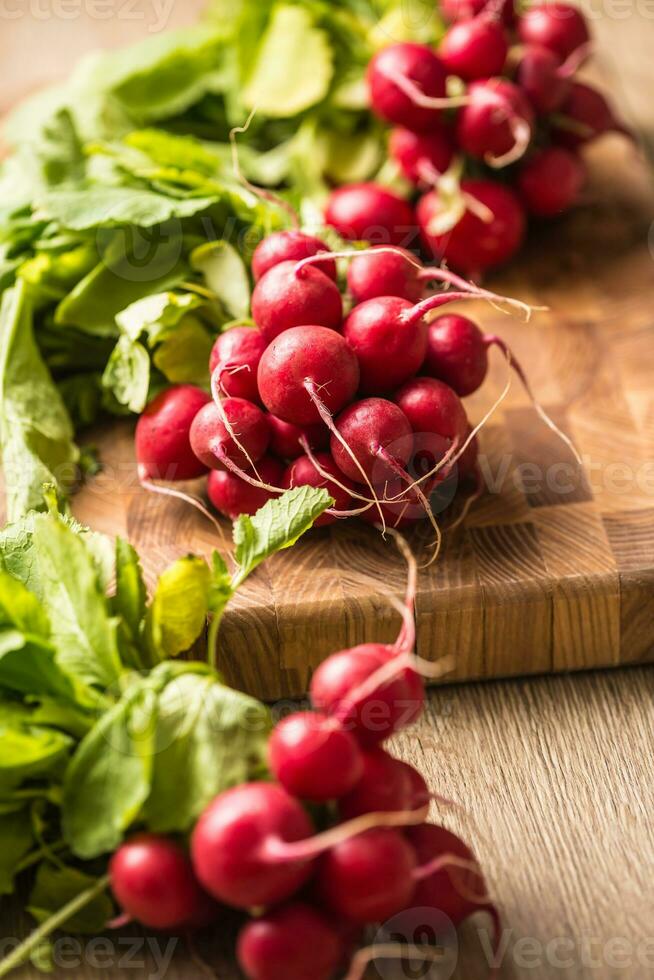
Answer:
[207,612,222,672]
[0,874,110,979]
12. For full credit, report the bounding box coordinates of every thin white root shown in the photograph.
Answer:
[210,368,263,479]
[343,943,446,980]
[486,112,531,169]
[380,65,471,109]
[229,108,300,229]
[139,476,228,549]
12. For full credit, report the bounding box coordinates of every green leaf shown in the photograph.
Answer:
[36,186,220,231]
[191,241,251,319]
[145,671,270,833]
[153,314,213,385]
[0,721,72,792]
[115,290,204,342]
[114,538,147,642]
[243,5,334,118]
[232,486,332,586]
[27,865,113,934]
[101,336,150,413]
[146,556,211,660]
[0,568,49,638]
[0,282,79,521]
[0,809,34,896]
[62,682,158,859]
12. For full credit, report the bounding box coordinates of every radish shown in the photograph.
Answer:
[515,44,572,115]
[135,385,211,481]
[330,398,413,485]
[395,376,469,447]
[396,760,431,810]
[458,426,480,481]
[252,230,336,282]
[268,712,364,802]
[268,415,329,460]
[317,827,417,924]
[339,747,411,820]
[209,326,266,403]
[388,126,455,187]
[552,81,630,148]
[439,16,509,81]
[257,325,360,427]
[237,902,345,980]
[344,298,428,394]
[424,314,488,397]
[282,453,356,525]
[366,43,449,132]
[109,834,208,931]
[417,178,526,275]
[207,456,283,519]
[517,146,586,217]
[442,0,515,26]
[456,78,534,167]
[518,2,590,60]
[324,184,415,248]
[347,246,424,305]
[189,397,270,471]
[251,260,342,342]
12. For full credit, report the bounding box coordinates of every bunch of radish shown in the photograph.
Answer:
[324,1,631,277]
[136,228,554,532]
[109,545,500,979]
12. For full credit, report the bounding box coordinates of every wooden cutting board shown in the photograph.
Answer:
[63,139,654,700]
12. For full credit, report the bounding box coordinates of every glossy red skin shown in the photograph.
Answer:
[282,452,356,526]
[251,261,343,343]
[343,296,428,395]
[347,246,422,305]
[440,18,509,81]
[209,327,266,403]
[515,44,570,115]
[424,314,488,397]
[517,146,585,217]
[252,231,337,282]
[394,377,469,450]
[135,385,211,481]
[191,783,314,909]
[237,902,345,980]
[268,712,364,802]
[189,398,270,471]
[456,79,534,161]
[518,2,590,60]
[406,823,487,926]
[441,0,515,27]
[207,456,283,520]
[395,759,431,809]
[310,641,425,745]
[338,747,411,820]
[389,126,455,186]
[258,326,360,427]
[317,828,417,924]
[417,179,526,274]
[325,184,415,248]
[268,415,329,460]
[552,81,618,148]
[367,42,448,132]
[331,398,413,485]
[110,835,205,930]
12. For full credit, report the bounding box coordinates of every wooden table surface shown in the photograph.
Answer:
[2,3,654,979]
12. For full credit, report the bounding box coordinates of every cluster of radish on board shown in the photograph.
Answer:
[109,543,499,980]
[135,227,564,536]
[322,0,630,278]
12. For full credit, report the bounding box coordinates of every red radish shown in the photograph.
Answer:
[515,44,572,115]
[417,179,526,275]
[283,453,355,525]
[237,902,345,980]
[347,246,423,305]
[389,126,455,187]
[191,783,315,909]
[440,17,509,81]
[518,2,590,60]
[252,230,336,282]
[268,415,329,460]
[325,184,415,247]
[456,79,534,167]
[317,828,417,924]
[251,260,342,343]
[209,327,266,403]
[135,385,211,481]
[343,298,428,394]
[310,642,424,746]
[552,81,629,148]
[424,314,489,396]
[517,146,585,216]
[189,397,270,470]
[110,834,207,930]
[268,712,364,802]
[257,325,360,427]
[366,43,448,132]
[339,747,411,820]
[458,426,480,481]
[395,378,469,446]
[330,398,413,485]
[442,0,515,26]
[207,456,283,519]
[396,760,431,810]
